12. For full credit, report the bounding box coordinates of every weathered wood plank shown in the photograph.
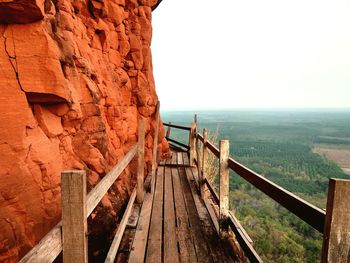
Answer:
[177,154,211,263]
[172,157,197,262]
[137,119,145,204]
[18,223,62,263]
[166,137,191,150]
[202,128,208,198]
[321,179,350,263]
[61,170,87,263]
[19,145,138,263]
[203,198,220,235]
[126,203,141,229]
[189,122,196,166]
[227,212,262,263]
[219,140,229,237]
[164,162,179,263]
[185,166,232,263]
[151,101,160,194]
[87,144,138,216]
[171,150,177,164]
[105,189,137,263]
[163,122,191,131]
[146,164,164,262]
[128,192,153,263]
[195,131,204,196]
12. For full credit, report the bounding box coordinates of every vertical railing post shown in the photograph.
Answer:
[189,122,196,166]
[151,101,160,193]
[166,122,171,138]
[137,119,145,204]
[195,129,204,196]
[202,128,208,197]
[219,140,229,238]
[61,170,87,263]
[321,179,350,263]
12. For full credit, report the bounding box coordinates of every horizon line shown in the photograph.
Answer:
[160,107,350,112]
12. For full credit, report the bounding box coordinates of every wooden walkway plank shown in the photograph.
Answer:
[185,165,232,263]
[172,164,198,263]
[171,150,177,164]
[124,149,238,263]
[177,153,212,263]
[164,162,180,263]
[146,165,164,262]
[128,192,153,263]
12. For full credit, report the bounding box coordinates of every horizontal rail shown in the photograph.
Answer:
[197,132,326,233]
[87,144,138,216]
[197,133,220,157]
[105,189,137,263]
[166,137,190,150]
[204,178,220,205]
[228,158,326,232]
[19,223,62,263]
[163,122,191,131]
[19,144,139,263]
[228,212,263,263]
[168,143,188,152]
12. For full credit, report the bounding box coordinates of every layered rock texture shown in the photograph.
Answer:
[0,0,168,261]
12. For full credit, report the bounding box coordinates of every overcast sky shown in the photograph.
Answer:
[151,0,350,110]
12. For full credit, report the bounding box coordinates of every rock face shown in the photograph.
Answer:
[0,0,168,261]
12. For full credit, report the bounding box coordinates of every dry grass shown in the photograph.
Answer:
[199,128,220,187]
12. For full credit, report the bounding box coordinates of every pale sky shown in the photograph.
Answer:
[152,0,350,110]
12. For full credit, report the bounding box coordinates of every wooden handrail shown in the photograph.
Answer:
[197,132,325,232]
[197,133,220,157]
[204,178,219,205]
[228,157,325,233]
[228,212,263,263]
[87,144,138,216]
[105,189,137,263]
[20,144,140,262]
[163,122,192,131]
[166,137,190,150]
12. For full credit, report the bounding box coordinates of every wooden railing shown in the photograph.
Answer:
[20,102,160,263]
[164,115,350,263]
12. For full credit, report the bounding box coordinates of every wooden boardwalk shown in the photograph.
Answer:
[115,149,234,263]
[20,118,350,263]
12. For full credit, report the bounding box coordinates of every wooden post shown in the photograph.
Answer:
[195,130,204,196]
[193,114,198,145]
[219,140,229,238]
[166,122,171,138]
[151,101,160,193]
[321,179,350,263]
[189,122,196,166]
[61,170,87,263]
[137,119,145,204]
[202,128,208,197]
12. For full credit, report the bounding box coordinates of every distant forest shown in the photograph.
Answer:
[162,110,350,262]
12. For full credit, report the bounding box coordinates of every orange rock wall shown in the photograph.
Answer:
[0,0,168,261]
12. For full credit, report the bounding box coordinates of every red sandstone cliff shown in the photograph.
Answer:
[0,0,168,261]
